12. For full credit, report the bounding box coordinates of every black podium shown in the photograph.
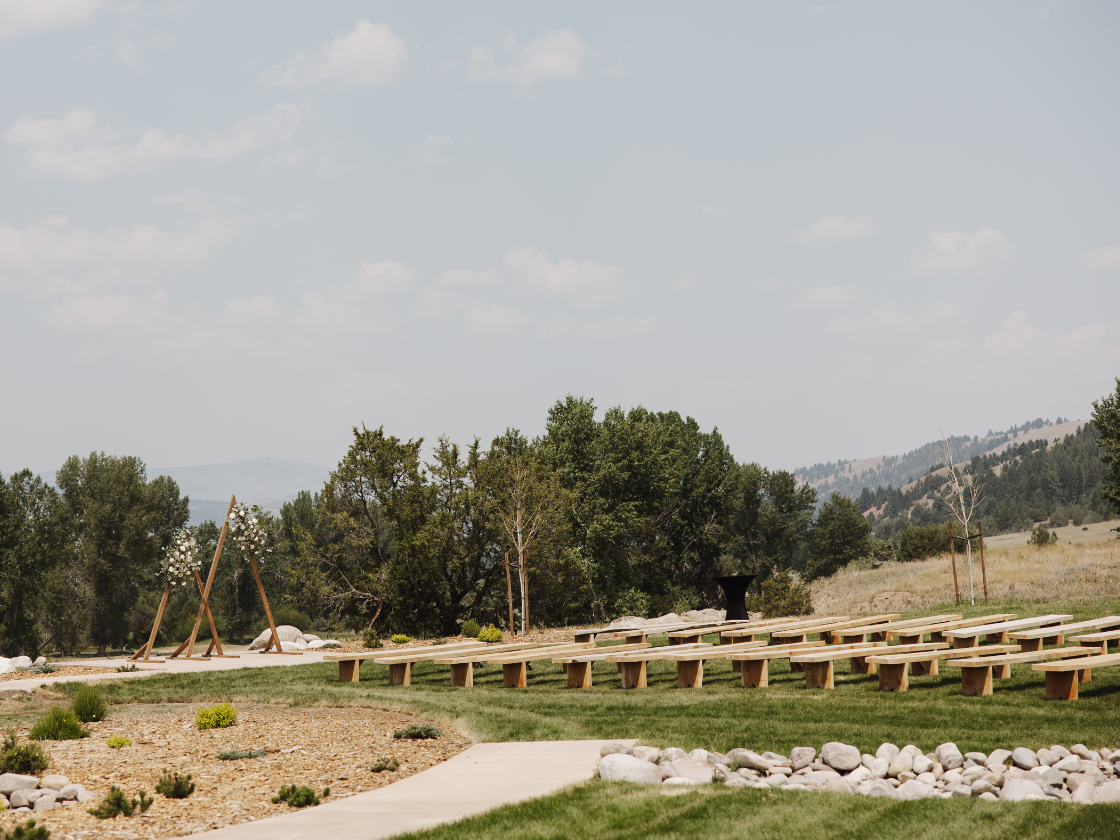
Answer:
[712,575,757,622]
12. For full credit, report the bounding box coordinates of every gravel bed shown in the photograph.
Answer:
[0,705,468,838]
[0,668,117,683]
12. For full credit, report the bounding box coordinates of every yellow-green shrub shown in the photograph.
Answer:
[195,703,237,730]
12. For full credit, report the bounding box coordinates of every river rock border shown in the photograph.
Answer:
[597,741,1120,804]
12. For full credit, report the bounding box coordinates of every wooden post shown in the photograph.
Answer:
[171,495,236,660]
[247,550,299,654]
[131,582,170,661]
[504,551,515,636]
[978,521,989,604]
[949,523,960,605]
[520,557,529,634]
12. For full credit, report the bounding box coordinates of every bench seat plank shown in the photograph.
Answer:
[1030,651,1120,700]
[944,614,1073,646]
[791,642,946,688]
[868,645,1020,691]
[887,614,1017,643]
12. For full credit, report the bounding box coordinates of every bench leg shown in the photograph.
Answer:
[388,662,411,686]
[338,660,360,683]
[1044,670,1078,700]
[993,663,1011,679]
[790,661,804,672]
[953,637,975,649]
[929,631,944,644]
[677,659,703,688]
[1019,638,1042,653]
[878,662,908,692]
[985,632,1009,644]
[620,661,647,689]
[503,662,527,688]
[624,634,645,645]
[450,662,474,687]
[849,656,876,675]
[567,661,592,689]
[732,660,742,673]
[1081,640,1108,656]
[911,659,937,677]
[1080,668,1092,683]
[573,633,593,643]
[960,665,992,696]
[741,659,768,688]
[897,633,920,646]
[803,660,834,690]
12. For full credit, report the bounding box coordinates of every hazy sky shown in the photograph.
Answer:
[2,0,1118,477]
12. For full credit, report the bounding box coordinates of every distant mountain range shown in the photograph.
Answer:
[149,457,331,525]
[793,417,1086,503]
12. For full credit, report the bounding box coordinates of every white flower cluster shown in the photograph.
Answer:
[163,528,200,585]
[228,502,271,563]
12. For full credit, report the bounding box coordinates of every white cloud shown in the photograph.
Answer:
[982,311,1038,354]
[463,302,522,335]
[787,214,879,243]
[826,301,960,336]
[787,285,851,311]
[0,214,239,294]
[350,260,414,295]
[910,227,1010,273]
[266,20,407,88]
[5,104,301,180]
[504,247,622,308]
[468,30,591,90]
[421,133,451,163]
[0,0,99,38]
[43,291,172,335]
[1083,246,1120,272]
[1050,322,1105,354]
[437,268,501,287]
[673,274,698,290]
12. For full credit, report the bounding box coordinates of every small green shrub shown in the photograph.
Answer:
[362,630,382,648]
[217,748,268,760]
[115,664,140,673]
[393,724,441,740]
[1030,523,1058,547]
[611,588,650,620]
[758,572,813,619]
[28,707,89,741]
[26,665,54,675]
[71,684,107,723]
[2,819,51,839]
[195,703,237,730]
[106,735,131,749]
[0,729,49,776]
[370,756,399,773]
[88,786,153,819]
[320,641,342,649]
[390,634,410,644]
[155,769,195,799]
[477,625,502,643]
[461,619,481,638]
[272,784,329,807]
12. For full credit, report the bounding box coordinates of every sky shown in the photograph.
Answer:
[2,0,1118,478]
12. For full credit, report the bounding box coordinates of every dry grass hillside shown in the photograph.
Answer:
[811,533,1120,616]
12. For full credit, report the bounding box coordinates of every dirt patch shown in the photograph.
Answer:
[0,704,468,839]
[0,667,118,683]
[861,591,922,614]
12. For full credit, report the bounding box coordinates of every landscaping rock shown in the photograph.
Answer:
[662,748,687,761]
[912,754,933,775]
[1094,780,1120,804]
[915,772,937,786]
[0,658,14,674]
[57,784,84,801]
[1000,778,1045,801]
[761,751,791,767]
[1049,744,1072,759]
[39,775,69,791]
[936,743,963,770]
[33,792,56,812]
[824,777,852,795]
[9,656,32,670]
[1066,773,1097,792]
[876,743,900,764]
[897,780,937,800]
[724,775,750,788]
[247,625,306,650]
[978,791,998,801]
[820,742,861,772]
[1053,755,1081,774]
[971,780,999,797]
[32,656,45,667]
[950,784,972,798]
[763,775,786,787]
[600,743,630,757]
[630,746,662,763]
[987,749,1012,767]
[887,751,913,778]
[667,758,716,785]
[76,791,97,803]
[10,790,44,809]
[845,766,872,785]
[1070,744,1092,761]
[662,776,695,786]
[865,779,897,798]
[726,749,770,771]
[870,757,888,778]
[964,751,987,764]
[790,747,816,771]
[598,754,661,784]
[280,640,304,652]
[1011,748,1039,770]
[0,775,40,796]
[688,749,712,763]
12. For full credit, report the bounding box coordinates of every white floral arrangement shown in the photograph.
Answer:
[228,502,271,562]
[163,528,201,585]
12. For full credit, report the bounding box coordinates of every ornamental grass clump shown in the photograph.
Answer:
[390,634,410,644]
[195,703,237,729]
[393,724,441,740]
[71,684,107,723]
[107,736,131,749]
[272,784,329,808]
[217,748,268,760]
[0,730,49,776]
[461,619,481,638]
[477,625,502,643]
[29,707,89,741]
[370,756,399,773]
[88,786,153,819]
[155,769,195,799]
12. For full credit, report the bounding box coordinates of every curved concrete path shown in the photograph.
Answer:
[178,739,629,840]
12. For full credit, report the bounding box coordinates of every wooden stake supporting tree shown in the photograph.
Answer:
[228,500,300,656]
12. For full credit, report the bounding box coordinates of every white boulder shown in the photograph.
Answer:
[247,625,305,651]
[9,657,32,670]
[598,753,661,784]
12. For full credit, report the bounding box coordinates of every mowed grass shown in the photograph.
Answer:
[64,598,1120,755]
[393,783,1120,840]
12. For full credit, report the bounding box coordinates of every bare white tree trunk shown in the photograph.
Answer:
[933,429,984,607]
[515,503,527,636]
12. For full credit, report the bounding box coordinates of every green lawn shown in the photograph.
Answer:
[50,598,1120,838]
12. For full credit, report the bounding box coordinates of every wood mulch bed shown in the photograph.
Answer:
[0,704,468,839]
[0,667,118,683]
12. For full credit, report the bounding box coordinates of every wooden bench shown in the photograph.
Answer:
[433,643,576,687]
[944,614,1072,648]
[1032,652,1120,700]
[1069,628,1120,655]
[603,642,726,688]
[866,645,1020,691]
[728,641,863,688]
[887,614,1017,645]
[771,614,899,645]
[837,614,961,644]
[479,643,596,687]
[944,647,1095,695]
[789,643,946,689]
[324,641,485,684]
[1010,616,1120,652]
[552,643,652,688]
[643,641,772,687]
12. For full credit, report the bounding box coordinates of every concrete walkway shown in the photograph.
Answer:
[178,739,628,840]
